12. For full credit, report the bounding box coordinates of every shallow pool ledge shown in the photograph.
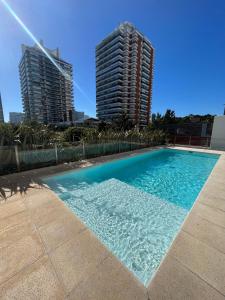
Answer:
[0,146,224,300]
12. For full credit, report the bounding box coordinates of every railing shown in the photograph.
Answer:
[2,136,221,176]
[169,136,211,148]
[0,139,161,175]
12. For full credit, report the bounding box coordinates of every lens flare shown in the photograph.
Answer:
[0,0,93,106]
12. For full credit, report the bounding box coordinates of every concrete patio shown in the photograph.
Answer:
[0,147,225,299]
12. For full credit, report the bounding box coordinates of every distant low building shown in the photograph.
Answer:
[9,112,25,124]
[84,117,100,127]
[0,93,4,123]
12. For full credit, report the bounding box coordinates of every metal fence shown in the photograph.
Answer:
[1,135,221,176]
[0,139,158,175]
[169,135,211,147]
[169,135,225,150]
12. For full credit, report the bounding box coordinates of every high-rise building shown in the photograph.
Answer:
[19,41,74,124]
[96,22,154,127]
[9,112,25,125]
[0,93,4,123]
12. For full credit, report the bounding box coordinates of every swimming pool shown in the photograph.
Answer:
[44,148,219,286]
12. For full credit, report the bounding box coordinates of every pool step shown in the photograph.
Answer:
[62,178,188,285]
[70,178,187,216]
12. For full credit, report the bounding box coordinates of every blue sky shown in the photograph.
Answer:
[0,0,225,121]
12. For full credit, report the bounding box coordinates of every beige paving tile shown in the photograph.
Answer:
[0,256,65,300]
[50,229,109,293]
[200,188,225,201]
[24,188,61,210]
[31,201,66,228]
[148,254,225,300]
[39,213,86,252]
[68,255,148,300]
[28,193,62,212]
[170,231,225,295]
[192,203,225,228]
[211,177,225,185]
[0,229,44,284]
[211,170,225,178]
[199,194,225,212]
[0,200,26,220]
[23,186,47,197]
[0,211,30,233]
[0,222,35,250]
[0,191,22,202]
[209,173,225,184]
[182,212,225,254]
[203,181,225,195]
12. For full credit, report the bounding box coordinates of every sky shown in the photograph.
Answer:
[0,0,225,122]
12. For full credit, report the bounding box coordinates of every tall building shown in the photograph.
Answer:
[9,112,25,125]
[0,93,4,123]
[19,41,74,124]
[96,22,154,127]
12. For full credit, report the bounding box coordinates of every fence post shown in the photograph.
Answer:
[55,144,58,164]
[82,141,85,159]
[189,136,191,145]
[103,141,105,155]
[15,145,20,172]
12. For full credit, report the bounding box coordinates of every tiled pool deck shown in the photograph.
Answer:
[0,146,225,299]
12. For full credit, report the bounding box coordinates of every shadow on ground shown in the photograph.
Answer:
[0,173,46,201]
[0,152,137,201]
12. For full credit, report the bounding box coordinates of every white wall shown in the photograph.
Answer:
[210,116,225,150]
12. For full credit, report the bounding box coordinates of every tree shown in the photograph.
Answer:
[163,109,176,124]
[98,121,109,132]
[63,127,84,142]
[16,124,35,147]
[112,113,134,131]
[150,112,164,129]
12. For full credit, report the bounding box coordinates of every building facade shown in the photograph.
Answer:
[0,93,4,123]
[9,112,25,125]
[19,41,74,124]
[96,22,154,127]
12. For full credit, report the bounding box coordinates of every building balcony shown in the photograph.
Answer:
[96,55,123,71]
[96,63,123,77]
[96,35,123,55]
[97,79,123,92]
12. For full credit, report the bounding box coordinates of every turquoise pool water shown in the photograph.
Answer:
[44,149,219,286]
